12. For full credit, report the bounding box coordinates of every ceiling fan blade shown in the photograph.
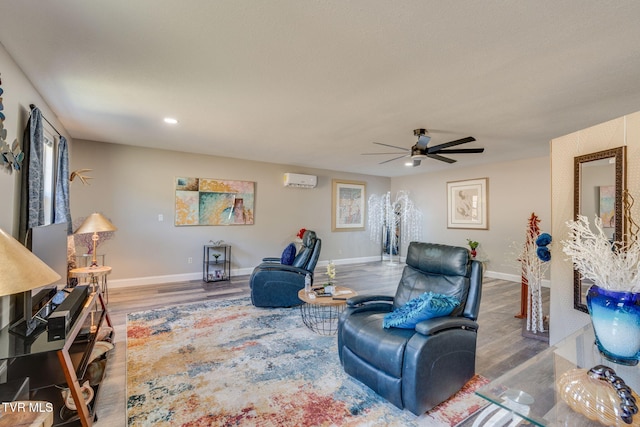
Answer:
[427,153,457,164]
[379,154,409,165]
[415,135,431,150]
[412,158,422,167]
[436,148,485,154]
[361,152,408,155]
[373,142,409,151]
[427,136,476,153]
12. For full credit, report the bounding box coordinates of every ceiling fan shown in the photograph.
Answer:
[363,128,484,166]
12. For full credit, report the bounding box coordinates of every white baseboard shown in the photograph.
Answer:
[484,270,550,288]
[109,272,203,288]
[485,270,520,283]
[108,256,383,289]
[108,258,549,289]
[316,256,382,267]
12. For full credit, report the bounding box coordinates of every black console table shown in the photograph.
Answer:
[2,289,113,427]
[203,244,231,282]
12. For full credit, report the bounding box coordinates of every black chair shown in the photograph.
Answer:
[337,242,483,415]
[250,230,321,308]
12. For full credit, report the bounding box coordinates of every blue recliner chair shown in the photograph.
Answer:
[250,230,321,308]
[337,242,483,416]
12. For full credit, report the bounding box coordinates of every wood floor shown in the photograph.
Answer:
[94,261,550,426]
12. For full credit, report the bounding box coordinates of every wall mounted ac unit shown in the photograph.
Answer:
[283,173,317,188]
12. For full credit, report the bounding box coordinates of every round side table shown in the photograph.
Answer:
[69,266,112,303]
[297,286,357,335]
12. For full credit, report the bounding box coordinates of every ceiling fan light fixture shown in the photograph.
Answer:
[411,145,427,158]
[364,128,482,167]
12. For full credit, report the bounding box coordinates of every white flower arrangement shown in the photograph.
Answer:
[326,261,336,285]
[562,215,640,293]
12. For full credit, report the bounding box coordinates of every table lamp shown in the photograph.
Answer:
[0,228,61,336]
[75,213,117,267]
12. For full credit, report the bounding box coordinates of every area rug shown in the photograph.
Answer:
[126,297,489,426]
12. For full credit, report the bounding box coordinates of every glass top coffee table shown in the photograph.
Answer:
[297,286,357,335]
[474,323,640,426]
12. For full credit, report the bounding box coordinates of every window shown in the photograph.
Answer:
[42,125,58,225]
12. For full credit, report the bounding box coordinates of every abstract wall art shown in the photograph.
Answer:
[0,74,24,174]
[175,177,255,226]
[599,185,615,228]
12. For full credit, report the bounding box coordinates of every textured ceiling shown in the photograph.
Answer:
[1,1,640,177]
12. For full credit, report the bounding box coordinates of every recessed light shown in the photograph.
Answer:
[164,117,178,124]
[404,161,413,167]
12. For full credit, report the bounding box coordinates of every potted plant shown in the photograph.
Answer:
[467,239,479,258]
[324,261,336,294]
[562,215,640,365]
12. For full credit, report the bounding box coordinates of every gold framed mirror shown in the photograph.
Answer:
[573,146,626,312]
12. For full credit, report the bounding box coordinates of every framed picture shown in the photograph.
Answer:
[175,177,255,226]
[599,185,615,228]
[447,178,489,229]
[332,179,366,231]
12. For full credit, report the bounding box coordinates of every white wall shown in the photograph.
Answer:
[0,42,72,328]
[550,112,640,344]
[70,141,556,287]
[69,139,390,285]
[0,43,71,235]
[392,155,551,281]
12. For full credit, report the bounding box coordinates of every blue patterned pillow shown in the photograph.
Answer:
[280,243,297,265]
[383,292,460,329]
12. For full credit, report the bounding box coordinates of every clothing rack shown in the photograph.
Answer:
[29,104,62,137]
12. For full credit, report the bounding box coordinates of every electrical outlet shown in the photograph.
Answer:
[158,214,164,222]
[188,257,193,264]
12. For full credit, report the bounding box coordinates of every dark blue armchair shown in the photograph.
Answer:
[337,242,483,416]
[250,230,321,308]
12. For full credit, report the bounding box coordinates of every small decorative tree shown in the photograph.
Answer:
[518,212,551,334]
[367,191,423,263]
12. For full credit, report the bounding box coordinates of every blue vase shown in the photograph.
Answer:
[586,285,640,366]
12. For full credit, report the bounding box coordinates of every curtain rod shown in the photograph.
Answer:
[29,104,62,138]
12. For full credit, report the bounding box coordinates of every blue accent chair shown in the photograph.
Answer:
[337,242,483,415]
[250,230,322,307]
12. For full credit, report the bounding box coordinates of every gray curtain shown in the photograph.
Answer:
[18,107,45,244]
[54,136,72,235]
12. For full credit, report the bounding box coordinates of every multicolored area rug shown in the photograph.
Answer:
[126,297,489,426]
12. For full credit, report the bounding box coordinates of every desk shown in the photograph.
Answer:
[69,266,111,304]
[475,324,640,426]
[297,286,357,335]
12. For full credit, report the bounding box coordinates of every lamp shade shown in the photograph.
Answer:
[0,228,61,296]
[75,213,117,234]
